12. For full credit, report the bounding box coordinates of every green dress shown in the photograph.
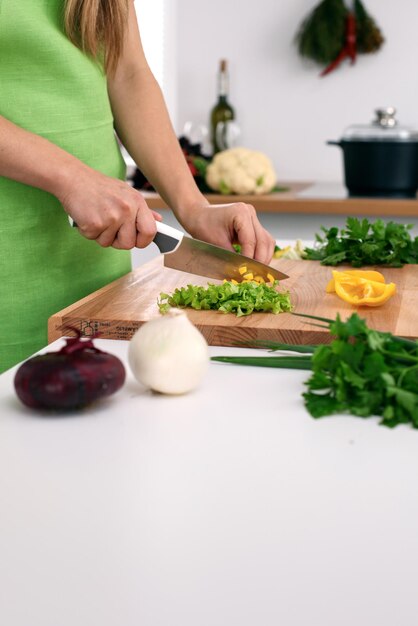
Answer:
[0,0,131,372]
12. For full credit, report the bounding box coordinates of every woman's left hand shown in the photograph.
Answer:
[181,202,276,265]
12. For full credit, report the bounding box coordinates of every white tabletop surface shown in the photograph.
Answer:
[1,337,418,626]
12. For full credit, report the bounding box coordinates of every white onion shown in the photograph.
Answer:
[128,309,209,395]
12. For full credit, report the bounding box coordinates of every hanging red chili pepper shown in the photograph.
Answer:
[320,12,357,76]
[295,0,384,77]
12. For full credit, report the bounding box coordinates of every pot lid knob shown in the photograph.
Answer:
[374,107,397,128]
[341,107,418,141]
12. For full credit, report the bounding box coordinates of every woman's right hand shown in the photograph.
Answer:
[58,165,162,250]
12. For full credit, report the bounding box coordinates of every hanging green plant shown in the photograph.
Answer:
[295,0,384,76]
[296,0,347,65]
[354,0,385,53]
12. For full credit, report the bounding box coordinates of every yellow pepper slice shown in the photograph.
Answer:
[326,270,385,293]
[273,246,291,259]
[328,270,396,307]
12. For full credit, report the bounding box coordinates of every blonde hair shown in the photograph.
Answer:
[64,0,129,73]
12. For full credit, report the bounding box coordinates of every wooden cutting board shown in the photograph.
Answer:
[48,257,418,346]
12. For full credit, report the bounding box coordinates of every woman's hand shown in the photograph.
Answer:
[58,165,161,250]
[181,201,276,264]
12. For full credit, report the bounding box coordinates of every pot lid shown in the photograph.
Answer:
[342,107,418,141]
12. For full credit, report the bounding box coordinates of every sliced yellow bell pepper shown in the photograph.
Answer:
[327,270,396,307]
[326,270,385,293]
[273,246,291,259]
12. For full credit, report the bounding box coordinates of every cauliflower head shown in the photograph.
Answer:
[205,147,277,195]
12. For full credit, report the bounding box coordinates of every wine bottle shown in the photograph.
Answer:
[210,59,235,154]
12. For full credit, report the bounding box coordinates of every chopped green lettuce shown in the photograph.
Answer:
[158,281,292,317]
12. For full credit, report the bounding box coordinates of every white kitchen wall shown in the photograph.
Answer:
[134,1,164,84]
[176,0,418,182]
[134,0,177,122]
[132,0,418,270]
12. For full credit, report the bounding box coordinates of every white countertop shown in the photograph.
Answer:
[2,338,418,626]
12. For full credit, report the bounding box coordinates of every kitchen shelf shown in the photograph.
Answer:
[141,182,418,217]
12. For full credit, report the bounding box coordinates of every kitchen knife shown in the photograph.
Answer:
[69,217,288,282]
[154,222,288,282]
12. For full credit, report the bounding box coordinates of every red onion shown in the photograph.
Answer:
[14,330,126,411]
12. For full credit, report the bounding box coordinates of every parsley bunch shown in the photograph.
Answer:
[212,313,418,428]
[304,314,418,427]
[158,281,292,317]
[304,217,418,267]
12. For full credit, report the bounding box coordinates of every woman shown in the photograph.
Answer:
[0,0,275,373]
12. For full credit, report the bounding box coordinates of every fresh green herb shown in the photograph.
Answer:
[271,185,290,193]
[213,355,312,370]
[192,156,209,178]
[233,243,281,255]
[234,339,317,353]
[304,314,418,426]
[212,312,418,428]
[304,217,418,267]
[219,179,231,195]
[158,281,292,317]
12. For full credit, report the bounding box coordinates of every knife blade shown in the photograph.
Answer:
[154,222,289,282]
[69,217,288,282]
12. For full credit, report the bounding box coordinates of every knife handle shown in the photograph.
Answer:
[68,215,185,252]
[153,221,184,253]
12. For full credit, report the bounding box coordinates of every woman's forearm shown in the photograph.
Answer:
[107,67,209,224]
[0,113,162,250]
[0,114,81,199]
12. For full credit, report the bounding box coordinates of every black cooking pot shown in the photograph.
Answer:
[328,108,418,198]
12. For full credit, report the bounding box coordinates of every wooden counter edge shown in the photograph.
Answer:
[141,186,418,217]
[47,257,163,344]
